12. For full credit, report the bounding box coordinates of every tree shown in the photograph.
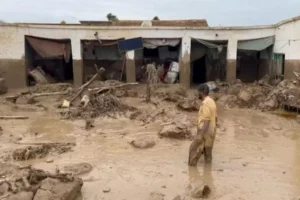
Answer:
[106,13,118,22]
[152,16,160,20]
[60,20,66,24]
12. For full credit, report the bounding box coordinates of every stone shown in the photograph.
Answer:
[5,192,34,200]
[102,187,111,193]
[177,99,199,112]
[16,96,36,105]
[46,158,54,163]
[63,163,93,176]
[159,123,192,140]
[149,192,165,200]
[0,182,9,195]
[0,78,8,95]
[272,125,282,130]
[130,137,156,149]
[33,177,83,200]
[238,90,252,102]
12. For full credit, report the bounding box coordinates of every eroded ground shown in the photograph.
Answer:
[0,84,300,200]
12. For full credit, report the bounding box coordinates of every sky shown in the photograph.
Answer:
[0,0,299,26]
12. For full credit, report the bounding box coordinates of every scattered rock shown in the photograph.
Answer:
[16,96,36,105]
[159,123,192,140]
[0,182,9,195]
[63,163,93,175]
[272,125,282,130]
[33,177,83,200]
[5,192,34,200]
[130,137,156,149]
[46,158,54,163]
[243,163,248,167]
[161,185,167,188]
[149,192,165,200]
[0,78,8,95]
[177,99,199,112]
[191,185,211,199]
[12,143,73,161]
[102,187,111,193]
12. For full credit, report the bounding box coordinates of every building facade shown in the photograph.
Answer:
[0,16,300,88]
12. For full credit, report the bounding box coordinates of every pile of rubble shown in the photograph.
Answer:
[12,143,74,161]
[217,79,300,111]
[0,163,83,200]
[61,93,136,120]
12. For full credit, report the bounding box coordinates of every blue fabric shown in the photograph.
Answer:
[118,37,143,52]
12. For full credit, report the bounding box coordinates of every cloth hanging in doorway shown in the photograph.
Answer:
[237,36,275,51]
[143,39,180,49]
[192,38,225,52]
[26,36,71,63]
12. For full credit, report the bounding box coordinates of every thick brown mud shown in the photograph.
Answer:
[0,85,300,200]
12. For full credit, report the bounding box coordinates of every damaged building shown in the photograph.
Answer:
[0,17,300,88]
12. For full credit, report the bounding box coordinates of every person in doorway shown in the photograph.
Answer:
[188,84,217,166]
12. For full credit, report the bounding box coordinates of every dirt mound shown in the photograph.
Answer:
[61,94,136,120]
[89,80,124,88]
[30,83,73,93]
[130,137,156,149]
[217,79,300,111]
[130,109,166,124]
[159,123,192,140]
[0,163,83,200]
[63,163,93,176]
[12,143,74,161]
[153,84,187,102]
[177,99,199,112]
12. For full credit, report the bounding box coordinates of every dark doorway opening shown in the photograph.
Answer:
[81,39,125,82]
[192,56,206,84]
[25,36,73,86]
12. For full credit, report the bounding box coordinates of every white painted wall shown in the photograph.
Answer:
[0,17,299,61]
[274,20,300,60]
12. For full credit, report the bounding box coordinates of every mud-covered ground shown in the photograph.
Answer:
[1,84,300,200]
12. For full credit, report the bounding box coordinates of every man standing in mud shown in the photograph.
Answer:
[188,84,217,166]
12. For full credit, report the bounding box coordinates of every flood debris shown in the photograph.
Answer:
[12,143,74,161]
[62,163,93,176]
[130,137,156,149]
[0,78,8,95]
[0,163,83,200]
[159,123,192,140]
[217,78,300,111]
[61,93,135,120]
[0,116,29,120]
[149,191,165,200]
[177,99,199,112]
[85,118,94,130]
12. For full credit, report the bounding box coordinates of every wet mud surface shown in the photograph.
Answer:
[0,84,300,200]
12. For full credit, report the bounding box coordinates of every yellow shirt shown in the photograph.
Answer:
[198,96,217,132]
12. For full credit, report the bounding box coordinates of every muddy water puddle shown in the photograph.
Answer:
[29,116,75,142]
